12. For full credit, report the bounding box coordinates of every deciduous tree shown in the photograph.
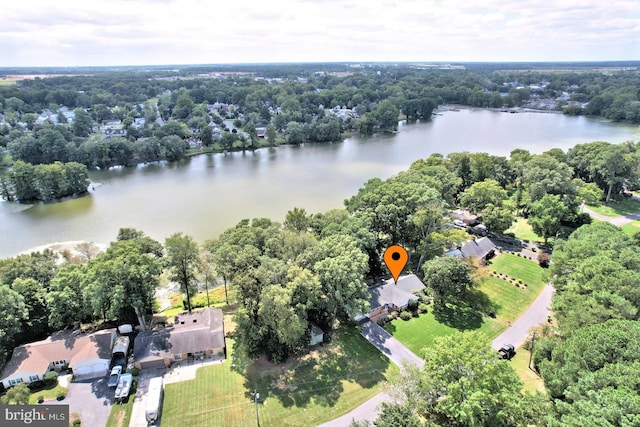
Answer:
[165,232,200,312]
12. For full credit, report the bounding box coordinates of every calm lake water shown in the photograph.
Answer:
[1,109,639,258]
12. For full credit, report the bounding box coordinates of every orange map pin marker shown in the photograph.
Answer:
[383,245,408,284]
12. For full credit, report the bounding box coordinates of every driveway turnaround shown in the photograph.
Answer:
[49,376,114,427]
[359,320,425,369]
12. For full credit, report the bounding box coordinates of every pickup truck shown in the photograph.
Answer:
[498,344,516,360]
[107,365,122,388]
[114,373,133,402]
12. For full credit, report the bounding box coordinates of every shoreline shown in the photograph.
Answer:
[20,240,107,263]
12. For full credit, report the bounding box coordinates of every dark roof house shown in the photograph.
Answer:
[134,308,225,370]
[445,237,497,262]
[460,237,496,260]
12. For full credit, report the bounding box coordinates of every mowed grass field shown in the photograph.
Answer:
[506,217,543,242]
[387,253,546,356]
[162,329,397,427]
[509,345,546,393]
[620,220,640,236]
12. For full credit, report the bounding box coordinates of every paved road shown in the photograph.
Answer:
[319,284,556,427]
[582,206,640,227]
[491,284,555,350]
[317,391,391,427]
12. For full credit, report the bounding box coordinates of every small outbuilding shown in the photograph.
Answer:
[309,323,324,346]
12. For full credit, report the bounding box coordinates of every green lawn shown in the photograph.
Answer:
[509,346,546,393]
[27,383,67,404]
[505,218,543,243]
[620,220,640,237]
[488,253,546,287]
[387,254,546,356]
[106,380,137,427]
[163,330,397,427]
[586,197,640,217]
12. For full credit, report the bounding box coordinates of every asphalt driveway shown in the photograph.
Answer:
[360,320,425,369]
[49,376,114,427]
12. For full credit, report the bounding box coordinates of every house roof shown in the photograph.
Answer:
[460,237,496,259]
[133,331,171,363]
[450,209,478,222]
[368,274,426,311]
[1,330,114,380]
[134,308,225,362]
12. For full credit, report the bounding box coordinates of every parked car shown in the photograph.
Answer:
[498,344,516,360]
[107,365,122,387]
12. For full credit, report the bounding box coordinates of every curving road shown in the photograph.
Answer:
[491,284,554,350]
[319,283,556,427]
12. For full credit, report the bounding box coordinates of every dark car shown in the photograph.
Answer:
[498,344,516,360]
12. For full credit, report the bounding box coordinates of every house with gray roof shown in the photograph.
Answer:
[133,308,225,370]
[444,237,497,263]
[362,274,426,322]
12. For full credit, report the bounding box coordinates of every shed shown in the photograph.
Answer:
[310,323,324,346]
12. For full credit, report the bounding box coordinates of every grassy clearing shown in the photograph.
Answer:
[586,197,640,217]
[488,253,546,287]
[163,330,397,427]
[620,220,640,236]
[387,254,546,356]
[506,218,542,242]
[509,346,546,393]
[105,380,137,427]
[27,383,67,404]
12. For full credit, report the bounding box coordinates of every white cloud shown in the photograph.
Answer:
[1,0,639,65]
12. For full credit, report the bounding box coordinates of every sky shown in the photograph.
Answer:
[2,0,639,67]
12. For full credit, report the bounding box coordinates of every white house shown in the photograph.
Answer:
[1,329,115,388]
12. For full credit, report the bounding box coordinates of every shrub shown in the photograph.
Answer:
[400,311,412,321]
[129,367,140,376]
[56,390,66,401]
[44,371,59,386]
[72,420,81,427]
[538,252,550,268]
[389,311,399,320]
[407,299,419,311]
[418,303,428,314]
[36,395,44,404]
[412,310,420,318]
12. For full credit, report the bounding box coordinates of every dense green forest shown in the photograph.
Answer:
[1,63,640,201]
